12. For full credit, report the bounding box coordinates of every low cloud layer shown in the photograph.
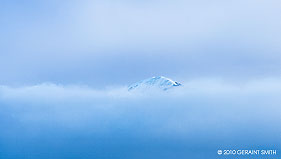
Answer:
[1,78,281,158]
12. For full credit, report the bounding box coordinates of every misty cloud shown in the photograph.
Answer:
[1,0,281,158]
[1,78,281,133]
[1,78,281,158]
[1,0,281,86]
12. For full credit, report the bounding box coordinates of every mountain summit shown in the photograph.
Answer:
[128,76,182,91]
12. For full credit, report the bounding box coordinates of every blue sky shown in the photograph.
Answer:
[1,1,281,159]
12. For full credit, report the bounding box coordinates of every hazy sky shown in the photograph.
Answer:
[1,0,281,87]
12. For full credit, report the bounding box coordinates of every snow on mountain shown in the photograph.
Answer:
[128,76,182,91]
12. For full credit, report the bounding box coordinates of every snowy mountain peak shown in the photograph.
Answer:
[128,76,182,91]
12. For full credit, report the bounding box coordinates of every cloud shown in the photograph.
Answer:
[1,77,281,130]
[1,1,281,157]
[1,78,281,158]
[1,0,281,87]
[1,77,281,101]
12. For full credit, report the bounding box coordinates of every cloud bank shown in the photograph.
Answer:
[1,78,281,158]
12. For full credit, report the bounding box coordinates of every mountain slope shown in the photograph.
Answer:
[128,76,182,91]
